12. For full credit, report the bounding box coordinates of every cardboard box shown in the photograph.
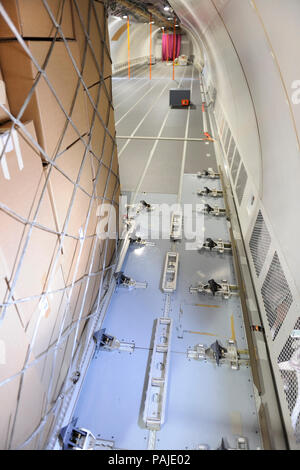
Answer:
[24,263,68,358]
[0,303,45,449]
[62,236,93,284]
[0,374,21,448]
[41,135,99,287]
[89,195,118,269]
[1,219,60,329]
[30,273,84,395]
[54,137,94,195]
[58,193,118,292]
[71,275,95,323]
[86,80,119,175]
[72,0,112,87]
[0,303,31,381]
[0,121,48,221]
[0,0,74,39]
[0,67,10,123]
[0,121,62,327]
[45,139,95,231]
[92,235,116,274]
[89,133,119,201]
[45,146,104,285]
[35,412,55,450]
[0,40,89,159]
[0,121,57,308]
[48,327,77,403]
[46,177,98,278]
[10,363,46,449]
[0,1,119,447]
[86,79,111,164]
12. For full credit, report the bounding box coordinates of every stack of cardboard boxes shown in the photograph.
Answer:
[0,0,120,449]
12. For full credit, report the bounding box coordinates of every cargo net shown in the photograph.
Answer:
[0,0,120,450]
[261,252,293,341]
[278,317,300,442]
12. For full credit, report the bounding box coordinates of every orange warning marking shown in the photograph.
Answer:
[204,132,214,142]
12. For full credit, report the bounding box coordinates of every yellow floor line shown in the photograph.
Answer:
[230,314,236,342]
[185,330,218,337]
[194,304,221,309]
[238,350,249,356]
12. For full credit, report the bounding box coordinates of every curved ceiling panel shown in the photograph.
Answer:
[170,0,263,201]
[169,0,300,305]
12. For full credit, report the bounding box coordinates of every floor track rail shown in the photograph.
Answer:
[143,318,173,431]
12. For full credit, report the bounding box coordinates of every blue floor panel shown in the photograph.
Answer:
[72,64,262,450]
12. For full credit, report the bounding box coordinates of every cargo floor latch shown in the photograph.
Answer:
[189,279,239,299]
[60,419,115,450]
[187,339,249,370]
[130,237,155,247]
[198,187,223,198]
[200,204,227,217]
[93,329,135,354]
[217,437,249,450]
[125,200,154,219]
[199,437,250,450]
[197,168,220,179]
[200,238,232,254]
[114,271,148,290]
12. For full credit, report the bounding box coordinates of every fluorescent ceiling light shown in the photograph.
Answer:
[164,6,170,11]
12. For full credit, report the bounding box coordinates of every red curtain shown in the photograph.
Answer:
[162,34,181,61]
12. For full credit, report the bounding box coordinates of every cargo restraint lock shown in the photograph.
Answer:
[197,168,220,179]
[199,238,232,254]
[198,187,223,198]
[200,204,227,217]
[189,279,239,299]
[130,236,155,247]
[93,329,135,354]
[125,199,154,220]
[187,339,249,370]
[199,437,251,450]
[114,271,148,291]
[60,419,114,450]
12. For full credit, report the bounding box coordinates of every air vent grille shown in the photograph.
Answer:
[231,149,241,184]
[278,317,300,440]
[227,138,235,167]
[216,106,222,126]
[235,163,248,205]
[221,121,228,139]
[211,87,217,104]
[220,117,225,135]
[249,211,271,277]
[224,129,231,154]
[261,252,293,340]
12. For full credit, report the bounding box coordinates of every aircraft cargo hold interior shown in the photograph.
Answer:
[0,0,300,452]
